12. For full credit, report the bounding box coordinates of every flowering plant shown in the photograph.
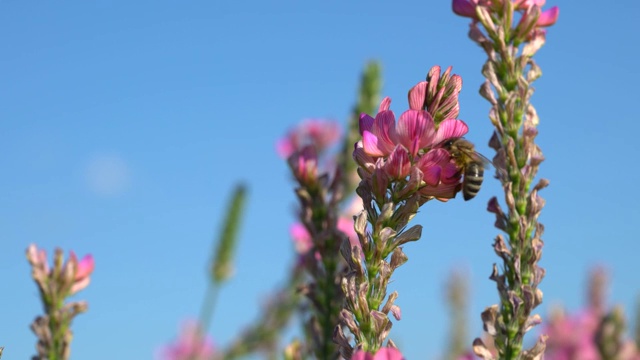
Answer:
[10,2,640,360]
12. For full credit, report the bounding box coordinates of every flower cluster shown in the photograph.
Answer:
[354,68,469,204]
[453,0,559,41]
[27,244,95,360]
[336,66,472,357]
[543,268,640,360]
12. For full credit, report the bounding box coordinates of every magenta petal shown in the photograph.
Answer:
[76,254,95,280]
[359,113,375,135]
[397,110,428,157]
[441,162,461,180]
[423,166,442,185]
[378,96,392,112]
[275,137,294,158]
[422,148,451,165]
[433,119,469,145]
[385,146,410,179]
[537,6,559,27]
[452,0,478,18]
[362,131,390,157]
[374,348,405,360]
[408,81,427,110]
[373,110,399,147]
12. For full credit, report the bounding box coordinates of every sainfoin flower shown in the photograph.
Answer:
[542,308,600,360]
[452,0,559,28]
[26,244,95,295]
[288,145,319,186]
[354,97,468,199]
[351,347,405,360]
[70,251,95,294]
[276,119,341,158]
[160,321,216,360]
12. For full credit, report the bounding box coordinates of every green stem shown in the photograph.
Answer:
[198,283,220,335]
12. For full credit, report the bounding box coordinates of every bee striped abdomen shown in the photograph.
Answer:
[462,162,484,201]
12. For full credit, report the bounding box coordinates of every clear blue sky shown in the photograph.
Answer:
[1,1,639,359]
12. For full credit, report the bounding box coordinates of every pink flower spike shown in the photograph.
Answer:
[452,0,478,19]
[433,119,469,145]
[408,81,427,110]
[352,347,405,360]
[397,110,431,157]
[537,6,559,27]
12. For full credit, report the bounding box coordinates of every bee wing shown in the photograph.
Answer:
[470,151,493,169]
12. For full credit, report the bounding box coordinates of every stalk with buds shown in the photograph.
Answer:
[452,0,559,359]
[26,245,94,360]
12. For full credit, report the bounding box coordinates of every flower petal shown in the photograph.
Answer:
[359,113,375,135]
[452,0,478,18]
[363,131,393,157]
[397,110,429,157]
[408,81,427,110]
[433,119,469,145]
[385,146,411,180]
[537,6,559,27]
[420,182,459,199]
[76,254,95,281]
[372,110,399,149]
[378,96,392,112]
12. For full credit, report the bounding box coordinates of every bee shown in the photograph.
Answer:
[440,138,491,201]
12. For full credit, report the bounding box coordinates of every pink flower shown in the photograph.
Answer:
[160,321,216,360]
[26,244,95,295]
[290,223,313,254]
[276,119,341,158]
[359,97,467,159]
[453,0,559,28]
[537,6,559,27]
[288,146,319,186]
[355,97,468,199]
[69,251,95,294]
[352,347,405,360]
[416,148,462,200]
[542,308,600,360]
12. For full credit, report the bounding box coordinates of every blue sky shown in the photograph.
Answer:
[1,1,639,359]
